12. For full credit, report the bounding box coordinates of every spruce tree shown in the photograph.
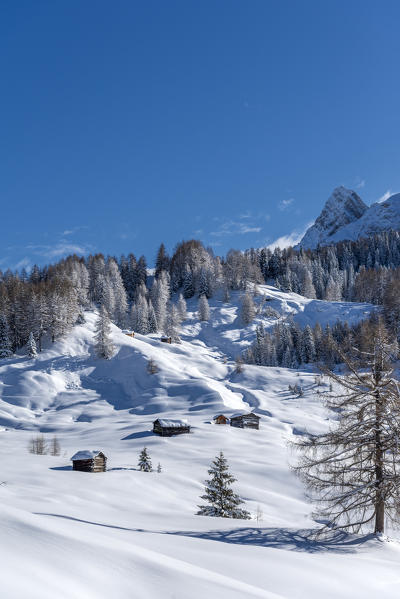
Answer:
[27,332,37,358]
[138,447,152,472]
[240,292,256,325]
[94,305,115,359]
[0,313,12,358]
[197,452,250,519]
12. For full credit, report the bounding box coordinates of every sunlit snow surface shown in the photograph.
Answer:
[0,286,398,599]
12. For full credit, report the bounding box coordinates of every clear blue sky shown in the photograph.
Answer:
[1,0,400,270]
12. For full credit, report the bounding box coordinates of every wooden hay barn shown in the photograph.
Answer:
[213,414,230,425]
[161,336,172,344]
[230,413,260,430]
[71,450,107,472]
[153,419,190,437]
[122,329,135,338]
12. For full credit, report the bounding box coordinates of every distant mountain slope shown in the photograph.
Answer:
[297,187,400,249]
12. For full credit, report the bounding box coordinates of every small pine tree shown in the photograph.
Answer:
[157,462,162,473]
[147,358,159,374]
[197,451,250,519]
[138,447,152,472]
[27,332,37,358]
[234,356,244,374]
[94,305,115,359]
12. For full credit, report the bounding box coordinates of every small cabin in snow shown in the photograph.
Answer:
[161,336,172,344]
[71,450,107,472]
[122,329,135,338]
[230,413,260,430]
[153,419,190,437]
[213,414,230,425]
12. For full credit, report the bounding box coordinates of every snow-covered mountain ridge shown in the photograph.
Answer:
[297,186,400,249]
[1,287,397,599]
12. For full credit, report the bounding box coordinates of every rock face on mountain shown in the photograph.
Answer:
[297,187,368,249]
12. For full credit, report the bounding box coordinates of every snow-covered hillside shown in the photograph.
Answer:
[0,288,398,599]
[297,187,400,249]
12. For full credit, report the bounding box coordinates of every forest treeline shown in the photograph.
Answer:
[1,231,400,358]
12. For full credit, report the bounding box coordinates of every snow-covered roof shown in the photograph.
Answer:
[71,450,104,461]
[121,329,134,334]
[230,412,260,419]
[154,419,188,428]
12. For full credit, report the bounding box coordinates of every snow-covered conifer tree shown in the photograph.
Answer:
[147,300,158,333]
[240,292,255,325]
[26,332,37,358]
[138,447,152,472]
[94,305,115,359]
[177,293,187,320]
[0,313,12,358]
[197,452,250,519]
[164,302,181,342]
[198,294,210,322]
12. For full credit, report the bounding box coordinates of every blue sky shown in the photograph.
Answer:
[1,0,400,270]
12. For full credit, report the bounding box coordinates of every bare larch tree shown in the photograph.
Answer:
[294,320,400,535]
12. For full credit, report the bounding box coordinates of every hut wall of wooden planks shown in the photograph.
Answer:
[153,419,190,436]
[161,336,172,344]
[230,413,260,430]
[213,414,229,425]
[71,450,107,472]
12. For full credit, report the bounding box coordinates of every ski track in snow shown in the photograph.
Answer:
[1,286,398,599]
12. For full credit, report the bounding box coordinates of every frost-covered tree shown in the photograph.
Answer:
[177,293,187,320]
[198,294,210,322]
[197,452,250,519]
[26,332,37,358]
[94,305,115,359]
[138,447,152,472]
[294,322,400,535]
[147,300,158,333]
[0,313,12,358]
[240,292,256,325]
[49,435,61,456]
[155,243,170,278]
[164,302,181,342]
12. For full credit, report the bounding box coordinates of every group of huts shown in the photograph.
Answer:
[71,412,260,472]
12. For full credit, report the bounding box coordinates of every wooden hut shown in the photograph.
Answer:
[71,450,107,472]
[230,412,260,430]
[213,414,230,425]
[161,336,172,344]
[153,418,190,437]
[122,329,135,338]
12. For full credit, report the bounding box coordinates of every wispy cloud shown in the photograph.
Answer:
[26,242,92,259]
[354,177,365,189]
[61,225,89,237]
[15,257,31,270]
[377,189,392,203]
[210,220,262,237]
[278,198,295,211]
[267,222,313,250]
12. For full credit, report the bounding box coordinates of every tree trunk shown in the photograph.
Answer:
[374,392,385,534]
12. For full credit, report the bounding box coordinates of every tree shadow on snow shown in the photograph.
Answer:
[33,513,375,554]
[167,527,376,554]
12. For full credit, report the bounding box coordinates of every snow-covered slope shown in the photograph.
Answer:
[297,187,400,249]
[0,288,398,599]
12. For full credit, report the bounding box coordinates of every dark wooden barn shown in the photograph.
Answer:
[71,450,107,472]
[213,414,230,425]
[230,413,260,430]
[153,418,190,437]
[161,336,172,344]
